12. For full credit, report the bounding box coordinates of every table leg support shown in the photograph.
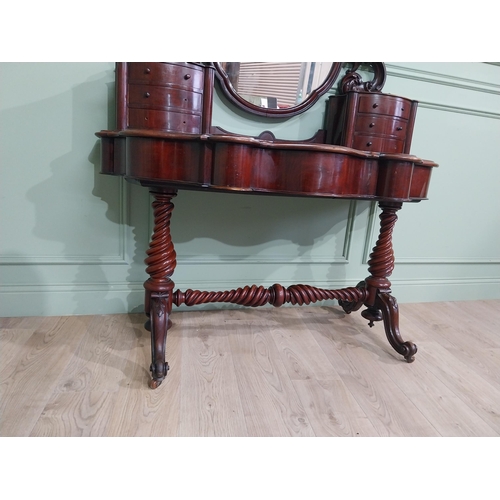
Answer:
[362,201,417,362]
[375,292,417,362]
[148,289,173,388]
[143,190,177,388]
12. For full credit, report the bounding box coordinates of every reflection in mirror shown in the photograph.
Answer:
[219,62,334,110]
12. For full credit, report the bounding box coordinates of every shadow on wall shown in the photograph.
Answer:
[170,189,352,287]
[19,67,146,315]
[7,63,353,316]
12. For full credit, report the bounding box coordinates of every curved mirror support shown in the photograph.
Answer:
[340,62,386,93]
[214,62,343,118]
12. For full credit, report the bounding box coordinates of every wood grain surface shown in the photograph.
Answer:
[1,300,499,437]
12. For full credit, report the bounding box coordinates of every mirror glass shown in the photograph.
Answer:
[218,62,335,110]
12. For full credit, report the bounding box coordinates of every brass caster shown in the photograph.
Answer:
[148,378,163,389]
[148,362,169,389]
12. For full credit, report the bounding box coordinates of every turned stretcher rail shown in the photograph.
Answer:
[172,284,369,308]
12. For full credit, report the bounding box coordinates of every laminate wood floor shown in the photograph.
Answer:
[1,300,499,437]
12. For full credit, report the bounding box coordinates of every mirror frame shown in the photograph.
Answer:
[213,62,344,118]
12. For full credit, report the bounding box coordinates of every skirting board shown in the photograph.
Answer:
[1,278,499,317]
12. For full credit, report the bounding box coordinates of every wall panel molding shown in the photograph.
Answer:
[392,277,500,285]
[0,256,128,265]
[386,63,500,95]
[173,200,358,266]
[396,258,500,265]
[177,255,348,265]
[361,205,500,267]
[418,100,500,120]
[0,281,144,293]
[0,177,129,266]
[362,201,379,265]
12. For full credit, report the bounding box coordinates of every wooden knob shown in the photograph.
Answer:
[369,122,375,127]
[366,142,372,146]
[372,103,378,108]
[144,92,150,98]
[397,126,403,131]
[145,68,151,74]
[184,74,191,80]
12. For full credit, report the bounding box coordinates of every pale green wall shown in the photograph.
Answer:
[1,62,499,317]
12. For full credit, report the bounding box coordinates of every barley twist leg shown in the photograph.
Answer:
[144,190,177,388]
[363,202,417,361]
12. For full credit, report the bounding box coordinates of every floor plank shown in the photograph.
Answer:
[29,391,117,437]
[105,314,182,437]
[227,309,315,437]
[1,299,499,437]
[178,310,248,437]
[293,378,380,437]
[299,307,441,436]
[0,316,91,436]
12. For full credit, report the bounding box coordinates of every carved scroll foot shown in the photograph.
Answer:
[148,291,172,388]
[375,292,417,362]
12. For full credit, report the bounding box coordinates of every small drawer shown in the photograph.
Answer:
[128,84,203,113]
[127,62,204,91]
[358,94,411,120]
[354,115,408,138]
[128,108,202,133]
[352,133,405,153]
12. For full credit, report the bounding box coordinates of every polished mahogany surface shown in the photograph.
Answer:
[99,62,436,202]
[325,91,418,154]
[96,62,438,388]
[99,129,436,202]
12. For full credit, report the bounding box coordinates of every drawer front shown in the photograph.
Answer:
[127,62,204,92]
[352,133,405,153]
[354,115,408,138]
[358,94,411,120]
[128,108,202,133]
[128,84,203,113]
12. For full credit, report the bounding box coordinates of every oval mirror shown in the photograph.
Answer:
[214,62,343,118]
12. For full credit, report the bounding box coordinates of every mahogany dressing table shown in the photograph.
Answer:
[96,62,438,389]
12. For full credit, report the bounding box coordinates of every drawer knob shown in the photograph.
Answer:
[366,142,373,147]
[145,67,151,74]
[396,126,403,131]
[401,108,405,111]
[372,103,379,108]
[144,92,151,98]
[369,122,375,127]
[184,74,191,80]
